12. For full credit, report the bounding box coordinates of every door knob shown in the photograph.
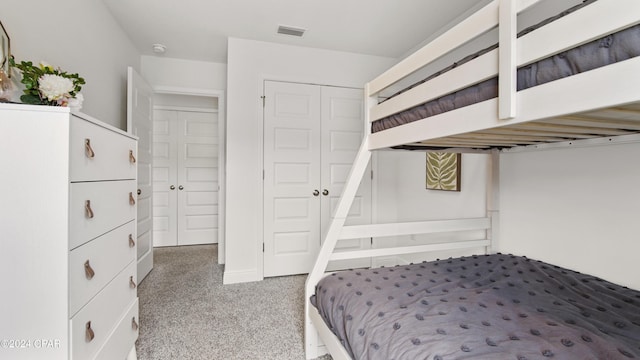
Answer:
[170,185,175,190]
[313,189,319,196]
[178,185,184,190]
[322,189,329,196]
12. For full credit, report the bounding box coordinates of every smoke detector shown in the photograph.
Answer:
[277,25,306,37]
[152,43,167,54]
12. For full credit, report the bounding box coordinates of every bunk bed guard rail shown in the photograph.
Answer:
[368,0,541,122]
[367,0,640,150]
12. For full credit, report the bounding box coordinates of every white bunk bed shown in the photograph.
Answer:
[304,0,640,359]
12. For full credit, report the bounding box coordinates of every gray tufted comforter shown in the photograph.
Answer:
[311,254,640,360]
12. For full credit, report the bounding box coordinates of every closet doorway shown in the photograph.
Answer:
[263,80,372,277]
[152,94,221,247]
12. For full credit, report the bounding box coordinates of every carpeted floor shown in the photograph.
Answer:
[135,244,332,360]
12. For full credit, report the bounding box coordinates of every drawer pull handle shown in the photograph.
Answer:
[129,192,136,205]
[85,200,94,219]
[86,321,95,342]
[129,234,136,248]
[85,139,95,158]
[131,317,139,331]
[84,260,95,280]
[129,276,137,289]
[129,150,136,164]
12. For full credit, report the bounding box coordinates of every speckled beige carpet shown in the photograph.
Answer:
[135,244,332,360]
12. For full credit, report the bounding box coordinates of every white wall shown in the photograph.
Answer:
[225,38,395,283]
[141,56,227,92]
[375,151,489,264]
[499,142,640,290]
[391,152,488,221]
[4,0,140,129]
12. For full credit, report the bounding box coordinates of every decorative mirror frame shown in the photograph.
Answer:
[1,20,10,78]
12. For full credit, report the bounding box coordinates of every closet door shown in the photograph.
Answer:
[152,110,179,247]
[263,81,371,277]
[263,82,322,276]
[321,86,372,271]
[152,109,218,247]
[176,111,219,245]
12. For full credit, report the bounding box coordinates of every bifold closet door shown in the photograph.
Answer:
[263,81,371,277]
[152,110,178,247]
[177,111,219,245]
[263,82,322,276]
[153,109,218,247]
[320,86,372,272]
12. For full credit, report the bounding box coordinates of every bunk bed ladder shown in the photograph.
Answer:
[304,137,372,359]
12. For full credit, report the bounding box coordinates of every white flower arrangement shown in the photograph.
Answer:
[9,57,85,108]
[38,74,75,102]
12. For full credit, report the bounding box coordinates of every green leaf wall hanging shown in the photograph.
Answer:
[426,152,461,191]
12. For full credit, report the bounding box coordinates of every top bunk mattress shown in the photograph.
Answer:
[311,253,640,360]
[372,1,640,136]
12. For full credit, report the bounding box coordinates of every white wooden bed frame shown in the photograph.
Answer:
[304,0,640,358]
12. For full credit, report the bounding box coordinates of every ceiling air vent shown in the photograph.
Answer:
[277,25,306,37]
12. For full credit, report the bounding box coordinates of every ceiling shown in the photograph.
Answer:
[102,0,489,64]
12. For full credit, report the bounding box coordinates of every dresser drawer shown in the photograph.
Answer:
[95,298,139,360]
[69,180,137,250]
[70,261,137,360]
[69,220,136,316]
[70,115,137,182]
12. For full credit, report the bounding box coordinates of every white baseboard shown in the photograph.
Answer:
[223,268,261,284]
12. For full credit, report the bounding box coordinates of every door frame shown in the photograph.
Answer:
[154,86,226,264]
[259,78,379,279]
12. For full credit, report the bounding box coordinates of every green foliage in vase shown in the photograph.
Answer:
[9,56,85,106]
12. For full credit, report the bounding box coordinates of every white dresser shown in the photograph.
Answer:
[0,103,139,360]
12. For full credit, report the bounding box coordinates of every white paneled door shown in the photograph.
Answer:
[127,67,154,282]
[263,81,371,277]
[153,109,219,247]
[152,110,178,246]
[264,82,321,277]
[321,87,372,272]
